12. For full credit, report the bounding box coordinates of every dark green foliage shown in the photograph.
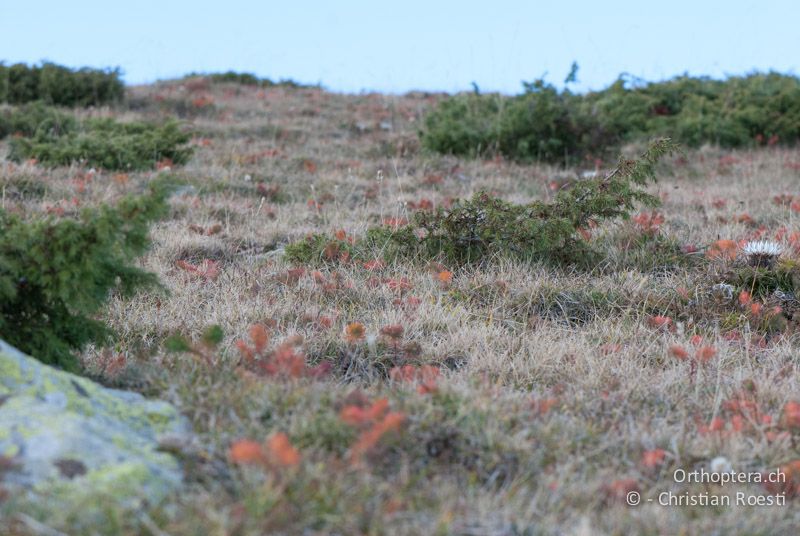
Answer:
[0,62,124,107]
[164,334,192,354]
[206,71,261,86]
[200,325,224,347]
[422,71,800,163]
[0,102,77,139]
[8,118,193,170]
[726,259,800,299]
[409,139,673,264]
[415,93,504,157]
[0,181,170,370]
[287,139,677,266]
[185,71,319,89]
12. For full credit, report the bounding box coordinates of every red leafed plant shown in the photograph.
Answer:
[632,211,664,235]
[188,223,223,236]
[363,259,386,271]
[389,364,441,394]
[379,324,404,343]
[176,259,220,281]
[647,315,674,332]
[641,448,668,469]
[236,324,331,379]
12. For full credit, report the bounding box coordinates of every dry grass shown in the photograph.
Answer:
[3,80,800,535]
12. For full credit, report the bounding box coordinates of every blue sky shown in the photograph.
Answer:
[1,1,798,94]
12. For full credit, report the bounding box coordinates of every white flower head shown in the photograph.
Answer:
[741,240,783,268]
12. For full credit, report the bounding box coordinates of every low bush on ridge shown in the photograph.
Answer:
[0,61,124,107]
[8,116,193,170]
[183,70,319,89]
[421,71,800,163]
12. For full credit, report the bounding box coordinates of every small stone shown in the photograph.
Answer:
[54,458,87,479]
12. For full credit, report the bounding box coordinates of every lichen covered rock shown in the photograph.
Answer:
[0,338,188,522]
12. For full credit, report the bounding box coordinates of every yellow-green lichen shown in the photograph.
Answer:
[0,339,188,527]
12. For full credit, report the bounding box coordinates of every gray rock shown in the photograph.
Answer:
[0,338,188,522]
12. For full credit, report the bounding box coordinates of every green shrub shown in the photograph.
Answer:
[0,180,170,370]
[419,93,503,157]
[207,71,261,86]
[8,118,193,170]
[287,139,677,266]
[0,62,124,107]
[0,102,77,139]
[422,71,800,163]
[183,71,319,89]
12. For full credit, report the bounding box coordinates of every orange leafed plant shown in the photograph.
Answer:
[229,439,266,464]
[707,239,738,261]
[641,448,667,469]
[385,278,413,292]
[436,270,453,286]
[531,397,559,416]
[764,460,800,498]
[389,365,441,394]
[188,223,223,236]
[339,397,406,463]
[345,322,366,343]
[249,324,270,354]
[274,268,305,287]
[236,325,331,379]
[781,401,800,429]
[349,412,406,463]
[604,479,639,503]
[262,343,308,377]
[176,259,220,282]
[697,416,726,435]
[632,211,664,235]
[229,433,301,468]
[669,344,689,360]
[647,315,674,332]
[695,346,717,363]
[266,432,301,467]
[379,324,404,342]
[599,343,622,355]
[382,217,408,228]
[364,259,386,271]
[340,398,389,425]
